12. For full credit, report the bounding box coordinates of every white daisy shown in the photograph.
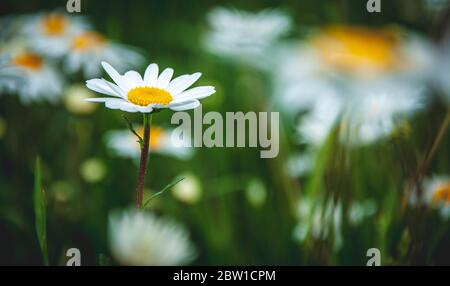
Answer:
[109,209,196,266]
[341,79,426,145]
[0,51,64,104]
[85,61,216,113]
[106,125,193,160]
[410,176,450,219]
[0,55,25,93]
[296,93,343,146]
[64,31,144,78]
[21,12,89,58]
[274,26,432,146]
[205,7,291,67]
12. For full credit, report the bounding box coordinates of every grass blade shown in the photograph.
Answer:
[34,157,48,266]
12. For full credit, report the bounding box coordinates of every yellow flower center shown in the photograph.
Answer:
[72,32,107,51]
[42,14,68,36]
[312,26,399,74]
[136,126,164,149]
[12,53,43,70]
[432,183,450,205]
[127,87,173,106]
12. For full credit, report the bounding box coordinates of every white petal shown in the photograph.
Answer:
[101,61,132,91]
[105,99,138,112]
[85,97,119,102]
[166,74,191,94]
[168,100,200,111]
[168,73,201,95]
[134,105,153,113]
[156,68,174,89]
[124,71,144,86]
[103,80,126,98]
[143,63,159,86]
[86,79,122,98]
[172,86,215,103]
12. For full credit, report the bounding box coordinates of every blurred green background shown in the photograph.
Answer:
[0,0,449,265]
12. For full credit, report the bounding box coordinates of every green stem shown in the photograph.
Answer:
[135,113,152,208]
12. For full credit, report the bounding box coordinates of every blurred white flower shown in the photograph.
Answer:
[274,26,433,146]
[106,125,193,160]
[296,93,343,146]
[341,79,426,145]
[205,7,291,68]
[0,51,64,104]
[85,61,215,113]
[0,55,25,95]
[109,209,196,266]
[63,84,97,114]
[21,12,89,58]
[64,31,144,78]
[410,175,450,219]
[172,173,202,204]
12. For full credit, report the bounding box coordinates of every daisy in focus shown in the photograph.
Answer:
[205,7,291,67]
[108,209,196,266]
[0,51,64,104]
[65,31,144,78]
[106,125,193,160]
[85,61,216,113]
[410,176,450,219]
[21,12,89,58]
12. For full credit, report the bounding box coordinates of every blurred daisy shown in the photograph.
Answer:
[64,31,144,78]
[274,25,433,146]
[0,51,64,104]
[109,209,196,266]
[205,7,291,67]
[63,84,97,114]
[106,125,192,160]
[85,61,215,113]
[21,12,89,58]
[296,93,343,146]
[172,173,202,204]
[341,79,426,145]
[410,176,450,219]
[0,55,25,94]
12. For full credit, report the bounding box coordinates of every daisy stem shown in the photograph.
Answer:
[135,113,152,209]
